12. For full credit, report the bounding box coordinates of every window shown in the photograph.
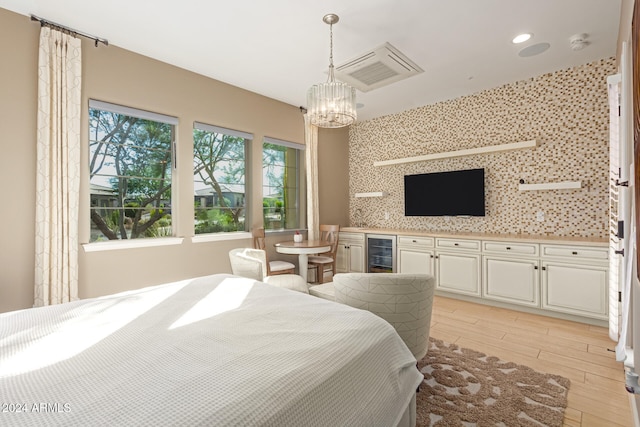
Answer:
[89,100,177,242]
[193,123,249,234]
[262,137,304,231]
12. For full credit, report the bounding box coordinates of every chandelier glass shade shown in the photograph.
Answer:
[307,14,356,128]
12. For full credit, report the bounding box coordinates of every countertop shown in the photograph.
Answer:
[339,227,608,246]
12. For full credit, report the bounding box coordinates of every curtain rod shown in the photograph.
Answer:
[30,14,108,47]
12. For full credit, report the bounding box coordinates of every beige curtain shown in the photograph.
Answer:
[304,114,319,241]
[34,27,82,306]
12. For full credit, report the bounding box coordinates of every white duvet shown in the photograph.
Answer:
[0,274,422,426]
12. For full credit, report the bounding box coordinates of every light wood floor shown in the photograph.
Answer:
[429,295,633,427]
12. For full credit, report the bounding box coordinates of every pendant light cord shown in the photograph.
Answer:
[327,21,335,83]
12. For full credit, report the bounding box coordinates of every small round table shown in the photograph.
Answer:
[275,240,331,283]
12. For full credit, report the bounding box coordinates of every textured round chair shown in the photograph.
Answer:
[228,248,309,294]
[333,273,435,360]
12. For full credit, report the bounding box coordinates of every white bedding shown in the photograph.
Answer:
[0,274,422,426]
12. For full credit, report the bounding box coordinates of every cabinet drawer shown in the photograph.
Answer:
[436,238,481,251]
[398,236,434,247]
[541,244,608,261]
[483,241,539,256]
[338,232,365,243]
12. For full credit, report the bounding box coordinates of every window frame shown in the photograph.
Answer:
[192,122,251,236]
[87,99,178,244]
[262,136,306,232]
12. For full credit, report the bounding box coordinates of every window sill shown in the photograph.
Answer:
[82,237,184,252]
[191,231,252,243]
[266,229,308,236]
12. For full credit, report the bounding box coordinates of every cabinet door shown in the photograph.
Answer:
[541,261,608,319]
[436,252,481,296]
[483,256,539,307]
[349,243,365,273]
[336,244,349,273]
[399,248,434,275]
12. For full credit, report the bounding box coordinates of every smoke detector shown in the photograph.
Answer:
[569,33,589,51]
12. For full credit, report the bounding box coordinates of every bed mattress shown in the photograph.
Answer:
[0,274,422,426]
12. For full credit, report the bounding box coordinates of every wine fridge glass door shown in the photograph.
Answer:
[366,234,396,273]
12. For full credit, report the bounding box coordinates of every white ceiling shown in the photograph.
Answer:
[0,0,623,122]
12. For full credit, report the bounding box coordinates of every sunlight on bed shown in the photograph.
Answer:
[169,277,254,330]
[0,279,192,377]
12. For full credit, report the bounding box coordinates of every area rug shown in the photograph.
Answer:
[416,338,570,426]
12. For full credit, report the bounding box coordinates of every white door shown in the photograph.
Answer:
[349,243,365,273]
[336,244,349,273]
[436,252,481,296]
[399,248,434,275]
[542,261,608,319]
[483,256,539,307]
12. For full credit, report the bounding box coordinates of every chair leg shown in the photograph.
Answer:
[308,264,318,283]
[316,265,325,284]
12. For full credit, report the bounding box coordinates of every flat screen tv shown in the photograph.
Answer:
[404,168,485,216]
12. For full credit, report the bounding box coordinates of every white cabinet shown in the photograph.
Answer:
[435,238,481,297]
[540,244,608,320]
[338,229,608,324]
[482,241,540,307]
[398,236,435,275]
[336,232,365,273]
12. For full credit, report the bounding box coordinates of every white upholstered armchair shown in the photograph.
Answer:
[228,248,309,294]
[333,273,435,360]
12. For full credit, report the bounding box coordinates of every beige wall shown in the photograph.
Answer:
[318,127,350,227]
[78,25,306,300]
[0,8,346,312]
[349,58,616,238]
[0,9,39,312]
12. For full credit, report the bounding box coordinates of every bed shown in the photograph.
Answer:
[0,274,422,426]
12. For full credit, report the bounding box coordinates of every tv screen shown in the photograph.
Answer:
[404,168,485,216]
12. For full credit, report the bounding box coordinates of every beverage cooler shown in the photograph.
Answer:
[366,234,396,273]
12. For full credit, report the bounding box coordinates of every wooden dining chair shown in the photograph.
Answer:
[251,227,296,276]
[307,224,340,284]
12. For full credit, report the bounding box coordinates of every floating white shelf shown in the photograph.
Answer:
[518,181,581,191]
[354,192,388,198]
[373,139,537,167]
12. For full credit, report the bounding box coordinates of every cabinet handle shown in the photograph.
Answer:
[454,243,459,246]
[412,240,417,243]
[435,255,439,259]
[430,255,434,258]
[571,251,578,255]
[534,265,538,270]
[542,266,546,271]
[506,247,511,250]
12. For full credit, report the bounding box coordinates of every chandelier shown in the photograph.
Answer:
[307,14,356,128]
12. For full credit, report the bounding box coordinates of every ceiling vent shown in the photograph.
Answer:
[334,42,424,92]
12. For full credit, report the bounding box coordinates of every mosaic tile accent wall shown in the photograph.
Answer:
[349,58,616,238]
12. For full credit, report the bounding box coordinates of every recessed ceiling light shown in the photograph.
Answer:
[512,33,532,44]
